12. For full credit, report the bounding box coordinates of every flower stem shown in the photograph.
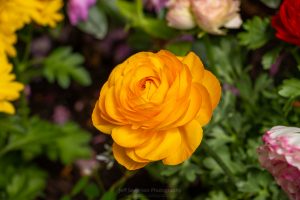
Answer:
[202,141,236,185]
[202,35,215,69]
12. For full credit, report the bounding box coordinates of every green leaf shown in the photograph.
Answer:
[139,17,177,39]
[78,6,108,39]
[238,17,272,49]
[0,116,91,164]
[260,0,281,8]
[166,41,192,56]
[43,47,91,89]
[83,183,101,199]
[205,190,229,200]
[101,190,117,200]
[278,79,300,98]
[6,167,46,200]
[71,176,89,196]
[116,0,139,24]
[262,47,281,70]
[116,0,177,39]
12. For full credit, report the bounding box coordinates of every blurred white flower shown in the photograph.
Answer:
[257,126,300,200]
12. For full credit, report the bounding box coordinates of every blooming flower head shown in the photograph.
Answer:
[0,0,63,58]
[165,0,242,34]
[92,50,221,170]
[191,0,242,34]
[272,0,300,47]
[0,55,24,114]
[31,0,64,28]
[166,0,196,30]
[67,0,97,25]
[257,126,300,200]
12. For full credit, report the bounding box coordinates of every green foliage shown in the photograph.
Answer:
[166,41,192,56]
[116,0,177,39]
[0,116,91,163]
[279,79,300,98]
[238,17,272,50]
[0,115,91,200]
[262,47,281,70]
[0,163,46,200]
[43,47,92,89]
[78,6,108,39]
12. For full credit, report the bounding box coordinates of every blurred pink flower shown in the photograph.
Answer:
[144,0,168,12]
[67,0,97,25]
[166,0,196,30]
[166,0,242,34]
[53,105,71,124]
[76,158,99,176]
[191,0,242,34]
[257,126,300,200]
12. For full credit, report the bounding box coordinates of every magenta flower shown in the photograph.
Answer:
[67,0,97,25]
[257,126,300,200]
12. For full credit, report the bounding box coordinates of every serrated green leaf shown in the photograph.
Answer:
[6,167,46,200]
[43,46,91,89]
[71,68,92,86]
[278,79,300,98]
[57,72,71,89]
[238,17,272,49]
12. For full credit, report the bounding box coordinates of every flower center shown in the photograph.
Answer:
[139,77,158,100]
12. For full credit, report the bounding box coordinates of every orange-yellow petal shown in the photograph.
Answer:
[202,70,221,109]
[195,84,213,126]
[112,126,150,148]
[126,148,149,163]
[92,101,115,134]
[181,52,204,83]
[163,120,203,165]
[112,143,148,170]
[172,84,202,127]
[135,128,181,161]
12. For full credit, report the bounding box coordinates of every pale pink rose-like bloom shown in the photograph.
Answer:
[166,0,196,30]
[191,0,242,34]
[257,126,300,200]
[67,0,97,25]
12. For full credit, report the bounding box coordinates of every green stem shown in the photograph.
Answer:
[202,35,215,69]
[22,25,33,64]
[202,141,236,185]
[290,47,300,65]
[94,169,105,193]
[110,171,136,191]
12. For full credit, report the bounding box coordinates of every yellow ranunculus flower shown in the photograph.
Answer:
[0,55,24,114]
[92,50,221,170]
